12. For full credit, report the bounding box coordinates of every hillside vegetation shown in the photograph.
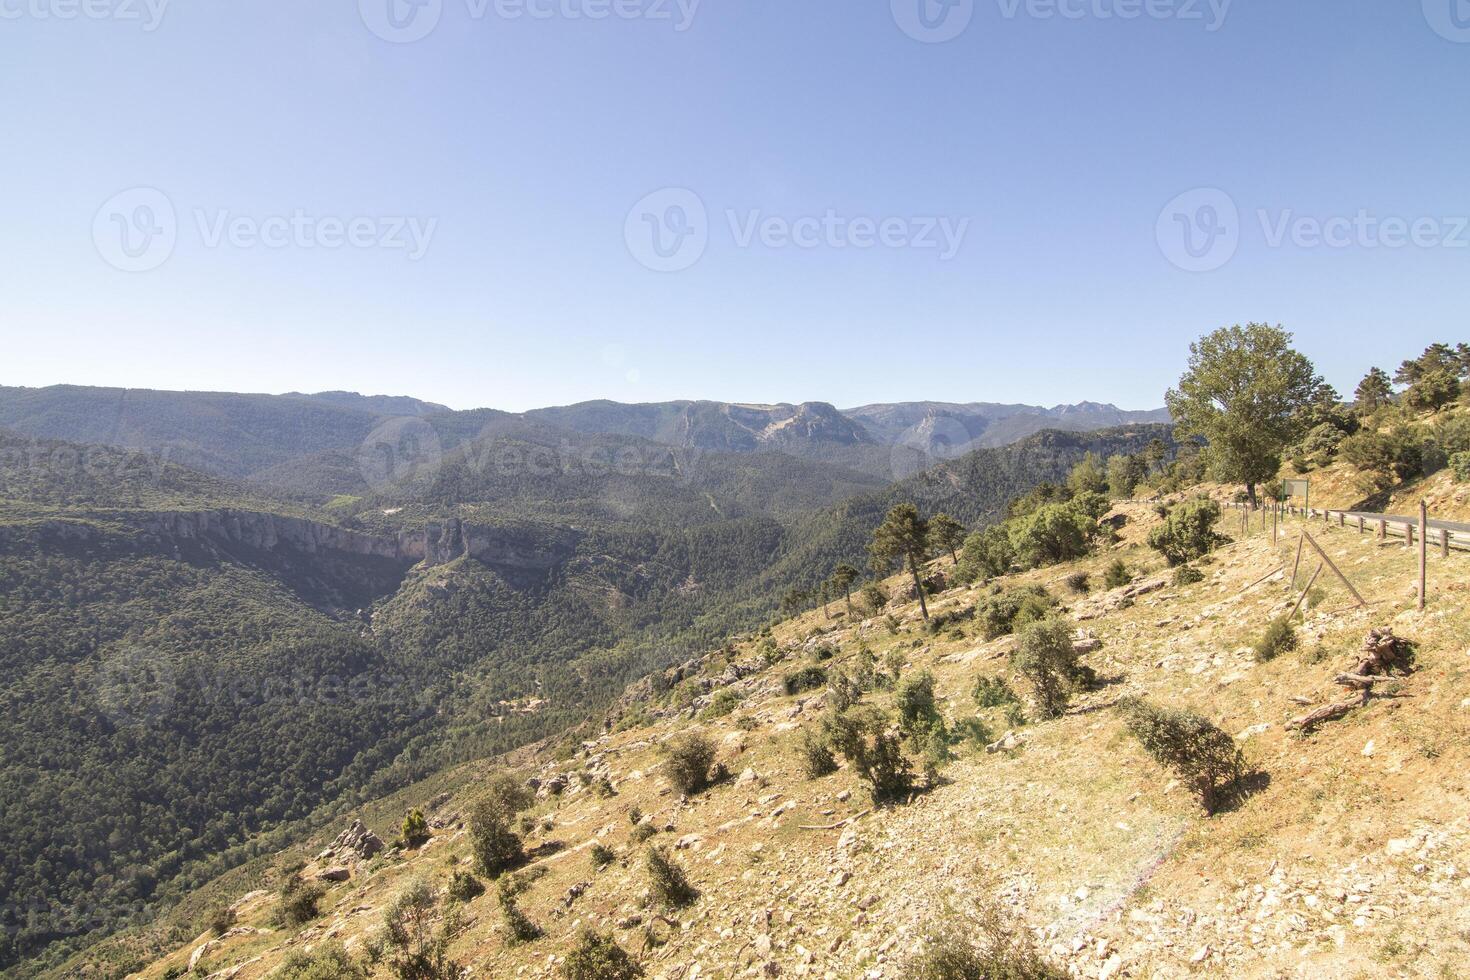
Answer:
[85,332,1470,980]
[113,474,1470,980]
[0,420,1162,978]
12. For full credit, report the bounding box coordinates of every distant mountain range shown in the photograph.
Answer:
[0,380,1174,976]
[0,385,1166,496]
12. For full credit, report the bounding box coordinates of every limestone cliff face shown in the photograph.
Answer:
[404,518,580,570]
[134,509,405,559]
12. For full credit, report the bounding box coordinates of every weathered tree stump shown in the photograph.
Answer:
[1286,628,1413,731]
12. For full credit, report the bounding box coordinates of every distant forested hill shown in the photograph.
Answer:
[0,411,1171,977]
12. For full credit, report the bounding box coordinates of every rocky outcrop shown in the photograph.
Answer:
[321,819,385,862]
[134,509,403,558]
[404,518,580,570]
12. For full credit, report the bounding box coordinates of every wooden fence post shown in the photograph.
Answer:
[1443,528,1451,558]
[1378,519,1386,541]
[1419,501,1428,612]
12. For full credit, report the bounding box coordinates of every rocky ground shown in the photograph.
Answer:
[132,493,1470,980]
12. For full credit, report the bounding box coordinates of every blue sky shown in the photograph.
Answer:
[2,1,1467,411]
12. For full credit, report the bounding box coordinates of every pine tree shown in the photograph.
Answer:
[869,504,932,620]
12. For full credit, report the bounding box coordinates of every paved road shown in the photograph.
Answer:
[1228,501,1469,549]
[1339,511,1470,534]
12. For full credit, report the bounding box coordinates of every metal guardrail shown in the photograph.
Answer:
[1224,501,1469,554]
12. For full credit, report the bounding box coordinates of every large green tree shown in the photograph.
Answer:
[830,562,859,615]
[1354,367,1393,414]
[928,513,966,564]
[1396,344,1465,413]
[869,503,932,620]
[1165,324,1324,506]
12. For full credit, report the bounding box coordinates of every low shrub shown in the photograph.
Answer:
[971,676,1020,709]
[275,941,368,980]
[977,586,1056,640]
[446,870,484,902]
[644,847,698,908]
[783,665,828,696]
[1451,451,1470,483]
[904,910,1068,979]
[401,808,430,849]
[469,799,524,879]
[822,705,914,803]
[1119,697,1244,815]
[1010,617,1087,720]
[1254,617,1298,662]
[1341,428,1424,488]
[1064,571,1090,594]
[1102,559,1132,589]
[1147,495,1224,566]
[797,728,838,778]
[697,688,742,720]
[825,668,864,713]
[953,716,992,748]
[498,886,543,945]
[658,732,718,796]
[629,823,657,844]
[482,770,535,816]
[205,903,236,937]
[859,582,889,614]
[589,843,615,870]
[273,879,326,928]
[1172,565,1204,586]
[895,671,942,737]
[561,929,644,980]
[383,880,467,979]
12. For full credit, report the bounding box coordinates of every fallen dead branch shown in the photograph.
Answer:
[798,808,872,831]
[1287,691,1369,731]
[1239,566,1285,594]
